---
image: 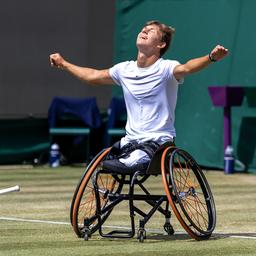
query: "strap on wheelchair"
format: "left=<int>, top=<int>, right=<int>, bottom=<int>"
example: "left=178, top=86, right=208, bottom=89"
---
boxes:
left=103, top=140, right=160, bottom=174
left=106, top=141, right=159, bottom=159
left=137, top=141, right=160, bottom=159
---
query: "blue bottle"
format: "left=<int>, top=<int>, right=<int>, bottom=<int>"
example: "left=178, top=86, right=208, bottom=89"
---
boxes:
left=224, top=145, right=234, bottom=174
left=49, top=143, right=60, bottom=168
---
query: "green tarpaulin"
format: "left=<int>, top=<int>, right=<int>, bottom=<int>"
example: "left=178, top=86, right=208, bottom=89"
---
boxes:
left=113, top=0, right=256, bottom=173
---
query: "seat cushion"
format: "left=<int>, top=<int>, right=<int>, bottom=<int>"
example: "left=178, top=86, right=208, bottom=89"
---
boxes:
left=103, top=159, right=148, bottom=174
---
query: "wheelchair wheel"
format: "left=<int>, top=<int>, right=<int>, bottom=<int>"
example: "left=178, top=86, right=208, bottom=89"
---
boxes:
left=70, top=148, right=124, bottom=238
left=161, top=147, right=216, bottom=240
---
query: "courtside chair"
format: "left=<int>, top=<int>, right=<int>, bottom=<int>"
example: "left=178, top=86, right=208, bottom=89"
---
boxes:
left=48, top=97, right=101, bottom=163
left=105, top=97, right=127, bottom=147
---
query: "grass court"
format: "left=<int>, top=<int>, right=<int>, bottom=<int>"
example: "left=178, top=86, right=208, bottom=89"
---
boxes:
left=0, top=165, right=256, bottom=256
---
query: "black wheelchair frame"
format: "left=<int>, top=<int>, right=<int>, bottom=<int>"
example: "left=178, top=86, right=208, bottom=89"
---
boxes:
left=70, top=142, right=216, bottom=242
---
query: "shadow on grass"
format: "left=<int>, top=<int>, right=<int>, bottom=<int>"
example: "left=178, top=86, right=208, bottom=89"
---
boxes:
left=145, top=233, right=191, bottom=241
left=96, top=232, right=256, bottom=243
left=145, top=233, right=231, bottom=242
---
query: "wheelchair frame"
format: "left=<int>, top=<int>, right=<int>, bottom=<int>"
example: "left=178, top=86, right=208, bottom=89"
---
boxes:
left=70, top=143, right=216, bottom=242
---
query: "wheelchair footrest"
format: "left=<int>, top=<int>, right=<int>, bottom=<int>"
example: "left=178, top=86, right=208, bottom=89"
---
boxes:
left=101, top=229, right=134, bottom=239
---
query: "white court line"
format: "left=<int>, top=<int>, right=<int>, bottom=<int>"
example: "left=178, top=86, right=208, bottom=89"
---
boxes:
left=228, top=235, right=256, bottom=240
left=0, top=217, right=166, bottom=234
left=1, top=216, right=256, bottom=239
left=0, top=216, right=69, bottom=225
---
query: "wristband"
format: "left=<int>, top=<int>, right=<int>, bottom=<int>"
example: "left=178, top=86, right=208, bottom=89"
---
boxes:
left=209, top=53, right=217, bottom=62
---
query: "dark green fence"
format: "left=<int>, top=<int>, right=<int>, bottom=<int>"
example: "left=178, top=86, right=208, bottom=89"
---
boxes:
left=0, top=118, right=50, bottom=164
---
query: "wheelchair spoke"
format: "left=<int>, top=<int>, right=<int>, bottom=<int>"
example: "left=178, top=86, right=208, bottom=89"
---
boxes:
left=79, top=194, right=95, bottom=208
left=194, top=197, right=208, bottom=229
left=174, top=169, right=210, bottom=231
left=182, top=197, right=208, bottom=229
left=175, top=156, right=188, bottom=192
left=78, top=192, right=96, bottom=218
left=98, top=173, right=106, bottom=189
left=173, top=157, right=192, bottom=193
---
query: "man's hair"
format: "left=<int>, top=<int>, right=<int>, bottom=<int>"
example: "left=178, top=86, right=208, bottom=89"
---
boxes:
left=145, top=20, right=175, bottom=57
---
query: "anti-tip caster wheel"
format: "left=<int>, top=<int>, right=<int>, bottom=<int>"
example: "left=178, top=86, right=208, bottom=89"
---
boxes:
left=137, top=229, right=146, bottom=243
left=164, top=223, right=174, bottom=235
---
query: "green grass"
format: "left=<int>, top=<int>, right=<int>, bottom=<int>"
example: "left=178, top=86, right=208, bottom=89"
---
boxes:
left=0, top=166, right=256, bottom=256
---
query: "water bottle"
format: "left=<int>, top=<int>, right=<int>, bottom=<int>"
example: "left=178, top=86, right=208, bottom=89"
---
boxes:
left=49, top=143, right=60, bottom=168
left=224, top=145, right=234, bottom=174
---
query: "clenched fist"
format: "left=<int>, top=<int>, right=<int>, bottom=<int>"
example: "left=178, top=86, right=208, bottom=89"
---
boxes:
left=49, top=53, right=66, bottom=69
left=209, top=45, right=228, bottom=62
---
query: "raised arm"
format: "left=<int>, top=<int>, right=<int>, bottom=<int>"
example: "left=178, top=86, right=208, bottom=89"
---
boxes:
left=173, top=45, right=228, bottom=81
left=49, top=53, right=114, bottom=85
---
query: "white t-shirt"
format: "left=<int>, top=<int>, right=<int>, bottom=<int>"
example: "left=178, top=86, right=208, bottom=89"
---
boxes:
left=109, top=58, right=182, bottom=146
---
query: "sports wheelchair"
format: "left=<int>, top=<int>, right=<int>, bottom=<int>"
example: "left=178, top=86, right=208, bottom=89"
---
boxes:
left=70, top=141, right=216, bottom=242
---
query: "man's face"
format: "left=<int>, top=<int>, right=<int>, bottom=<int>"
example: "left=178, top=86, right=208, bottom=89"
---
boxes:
left=136, top=24, right=163, bottom=51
